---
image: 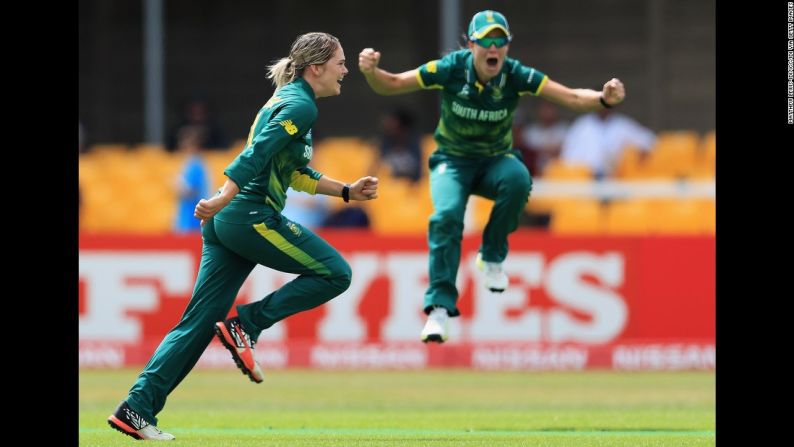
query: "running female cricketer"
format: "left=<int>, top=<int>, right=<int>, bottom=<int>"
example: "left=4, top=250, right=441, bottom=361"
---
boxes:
left=108, top=32, right=378, bottom=440
left=358, top=10, right=625, bottom=343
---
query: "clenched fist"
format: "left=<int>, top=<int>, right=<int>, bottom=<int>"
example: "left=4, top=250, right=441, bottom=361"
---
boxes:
left=358, top=48, right=381, bottom=75
left=602, top=78, right=625, bottom=106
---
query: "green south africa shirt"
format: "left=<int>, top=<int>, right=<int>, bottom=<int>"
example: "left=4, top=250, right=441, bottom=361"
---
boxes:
left=217, top=77, right=323, bottom=224
left=416, top=49, right=548, bottom=158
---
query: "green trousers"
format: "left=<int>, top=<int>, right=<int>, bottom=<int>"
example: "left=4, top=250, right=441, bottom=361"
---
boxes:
left=424, top=150, right=532, bottom=317
left=125, top=212, right=351, bottom=425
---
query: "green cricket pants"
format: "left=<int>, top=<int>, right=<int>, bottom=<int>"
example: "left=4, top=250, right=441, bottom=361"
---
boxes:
left=125, top=212, right=352, bottom=425
left=424, top=150, right=532, bottom=317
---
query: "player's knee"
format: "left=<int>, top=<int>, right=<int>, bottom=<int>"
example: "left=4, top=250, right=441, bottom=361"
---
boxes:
left=500, top=178, right=532, bottom=202
left=429, top=208, right=464, bottom=232
left=327, top=258, right=352, bottom=293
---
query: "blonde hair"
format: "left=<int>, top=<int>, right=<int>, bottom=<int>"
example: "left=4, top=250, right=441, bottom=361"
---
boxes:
left=267, top=32, right=340, bottom=89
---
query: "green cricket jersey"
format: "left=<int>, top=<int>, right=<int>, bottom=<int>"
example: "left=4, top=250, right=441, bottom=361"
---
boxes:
left=217, top=77, right=323, bottom=224
left=416, top=49, right=548, bottom=157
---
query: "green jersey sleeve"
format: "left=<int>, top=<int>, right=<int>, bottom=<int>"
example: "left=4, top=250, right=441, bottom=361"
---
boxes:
left=416, top=52, right=456, bottom=90
left=290, top=166, right=323, bottom=194
left=224, top=99, right=317, bottom=190
left=511, top=60, right=549, bottom=97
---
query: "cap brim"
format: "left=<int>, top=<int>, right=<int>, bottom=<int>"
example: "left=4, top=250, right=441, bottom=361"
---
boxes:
left=471, top=24, right=510, bottom=40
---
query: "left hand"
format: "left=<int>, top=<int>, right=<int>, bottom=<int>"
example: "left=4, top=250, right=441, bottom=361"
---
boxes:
left=348, top=176, right=379, bottom=201
left=602, top=78, right=625, bottom=106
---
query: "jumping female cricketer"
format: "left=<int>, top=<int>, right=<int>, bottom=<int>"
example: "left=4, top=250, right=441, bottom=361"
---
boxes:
left=359, top=10, right=625, bottom=343
left=108, top=32, right=378, bottom=440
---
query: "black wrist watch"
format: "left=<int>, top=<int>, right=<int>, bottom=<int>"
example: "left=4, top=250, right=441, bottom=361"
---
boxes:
left=342, top=184, right=350, bottom=203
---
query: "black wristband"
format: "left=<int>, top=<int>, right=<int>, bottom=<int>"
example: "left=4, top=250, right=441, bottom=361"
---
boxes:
left=342, top=184, right=350, bottom=203
left=599, top=95, right=613, bottom=109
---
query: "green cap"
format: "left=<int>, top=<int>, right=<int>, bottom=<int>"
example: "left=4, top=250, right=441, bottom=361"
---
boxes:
left=468, top=10, right=512, bottom=40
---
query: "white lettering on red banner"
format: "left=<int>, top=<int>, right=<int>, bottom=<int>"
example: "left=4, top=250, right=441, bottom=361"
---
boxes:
left=310, top=344, right=428, bottom=369
left=472, top=345, right=589, bottom=370
left=78, top=233, right=715, bottom=370
left=79, top=252, right=194, bottom=342
left=612, top=344, right=716, bottom=370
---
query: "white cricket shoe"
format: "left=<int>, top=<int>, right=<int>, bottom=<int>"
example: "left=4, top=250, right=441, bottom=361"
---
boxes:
left=421, top=306, right=449, bottom=343
left=476, top=252, right=508, bottom=292
left=108, top=401, right=175, bottom=441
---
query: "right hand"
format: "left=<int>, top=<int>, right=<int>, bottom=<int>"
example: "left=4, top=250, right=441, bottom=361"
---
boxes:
left=194, top=195, right=228, bottom=222
left=358, top=48, right=381, bottom=75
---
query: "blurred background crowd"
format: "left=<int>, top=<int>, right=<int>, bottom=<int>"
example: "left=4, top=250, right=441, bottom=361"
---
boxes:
left=79, top=0, right=715, bottom=237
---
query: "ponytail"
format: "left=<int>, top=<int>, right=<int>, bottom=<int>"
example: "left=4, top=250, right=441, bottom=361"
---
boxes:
left=267, top=57, right=296, bottom=89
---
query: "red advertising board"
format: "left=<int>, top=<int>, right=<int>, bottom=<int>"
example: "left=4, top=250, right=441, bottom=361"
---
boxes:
left=79, top=231, right=715, bottom=370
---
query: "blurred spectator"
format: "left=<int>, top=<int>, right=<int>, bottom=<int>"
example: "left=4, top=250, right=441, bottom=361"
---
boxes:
left=281, top=188, right=331, bottom=231
left=174, top=127, right=211, bottom=233
left=167, top=97, right=229, bottom=152
left=519, top=101, right=569, bottom=176
left=323, top=206, right=371, bottom=228
left=369, top=109, right=422, bottom=183
left=561, top=107, right=656, bottom=179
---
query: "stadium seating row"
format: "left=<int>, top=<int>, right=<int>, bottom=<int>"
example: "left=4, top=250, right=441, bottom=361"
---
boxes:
left=79, top=131, right=715, bottom=235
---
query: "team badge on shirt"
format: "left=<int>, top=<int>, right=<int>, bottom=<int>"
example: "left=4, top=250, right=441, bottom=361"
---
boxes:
left=491, top=86, right=503, bottom=101
left=280, top=120, right=299, bottom=135
left=457, top=85, right=470, bottom=98
left=286, top=221, right=302, bottom=237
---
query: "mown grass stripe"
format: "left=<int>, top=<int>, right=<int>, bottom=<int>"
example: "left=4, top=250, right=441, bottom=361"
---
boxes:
left=80, top=427, right=715, bottom=437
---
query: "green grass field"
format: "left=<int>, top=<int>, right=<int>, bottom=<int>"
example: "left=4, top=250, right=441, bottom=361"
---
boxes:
left=80, top=368, right=715, bottom=446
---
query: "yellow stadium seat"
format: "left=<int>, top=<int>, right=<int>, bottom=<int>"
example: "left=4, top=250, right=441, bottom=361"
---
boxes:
left=605, top=200, right=652, bottom=235
left=132, top=143, right=167, bottom=155
left=526, top=196, right=558, bottom=215
left=648, top=199, right=705, bottom=234
left=468, top=196, right=493, bottom=233
left=100, top=201, right=136, bottom=233
left=550, top=199, right=605, bottom=234
left=643, top=131, right=699, bottom=178
left=90, top=144, right=129, bottom=157
left=79, top=156, right=103, bottom=185
left=413, top=176, right=434, bottom=217
left=202, top=152, right=239, bottom=190
left=311, top=138, right=376, bottom=182
left=699, top=199, right=716, bottom=234
left=368, top=178, right=429, bottom=234
left=131, top=196, right=175, bottom=234
left=149, top=154, right=187, bottom=185
left=692, top=131, right=716, bottom=179
left=614, top=146, right=644, bottom=179
left=542, top=160, right=593, bottom=180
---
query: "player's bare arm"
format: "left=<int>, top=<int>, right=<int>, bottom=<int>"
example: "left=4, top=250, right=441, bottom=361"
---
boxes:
left=539, top=78, right=625, bottom=113
left=194, top=177, right=240, bottom=221
left=358, top=48, right=422, bottom=96
left=316, top=175, right=379, bottom=201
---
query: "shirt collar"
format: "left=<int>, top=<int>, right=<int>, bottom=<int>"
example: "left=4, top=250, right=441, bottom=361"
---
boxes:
left=465, top=53, right=509, bottom=94
left=293, top=77, right=316, bottom=99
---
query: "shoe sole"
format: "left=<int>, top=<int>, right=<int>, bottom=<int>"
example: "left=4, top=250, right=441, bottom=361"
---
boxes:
left=107, top=415, right=144, bottom=440
left=422, top=333, right=446, bottom=343
left=213, top=323, right=264, bottom=383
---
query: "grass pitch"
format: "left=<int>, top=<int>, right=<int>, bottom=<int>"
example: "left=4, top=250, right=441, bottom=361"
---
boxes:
left=80, top=368, right=715, bottom=446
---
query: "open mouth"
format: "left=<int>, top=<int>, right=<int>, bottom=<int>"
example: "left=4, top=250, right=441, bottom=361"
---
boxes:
left=337, top=77, right=344, bottom=85
left=486, top=58, right=499, bottom=68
